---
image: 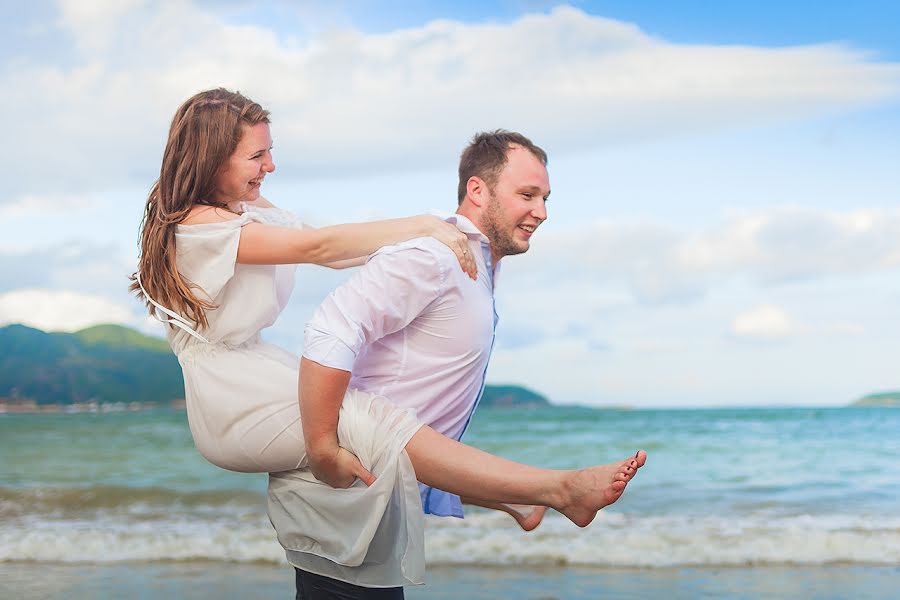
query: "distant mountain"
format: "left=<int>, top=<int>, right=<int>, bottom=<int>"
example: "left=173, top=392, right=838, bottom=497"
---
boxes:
left=75, top=323, right=171, bottom=352
left=0, top=324, right=184, bottom=405
left=1, top=323, right=551, bottom=408
left=479, top=384, right=550, bottom=408
left=853, top=392, right=900, bottom=407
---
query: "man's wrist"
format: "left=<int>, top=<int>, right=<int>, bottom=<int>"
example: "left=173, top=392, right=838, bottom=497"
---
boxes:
left=306, top=439, right=340, bottom=464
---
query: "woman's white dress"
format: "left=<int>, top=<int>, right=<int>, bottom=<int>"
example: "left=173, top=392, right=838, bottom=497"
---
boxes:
left=140, top=204, right=425, bottom=587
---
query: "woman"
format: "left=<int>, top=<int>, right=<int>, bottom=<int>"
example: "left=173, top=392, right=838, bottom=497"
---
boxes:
left=132, top=88, right=645, bottom=593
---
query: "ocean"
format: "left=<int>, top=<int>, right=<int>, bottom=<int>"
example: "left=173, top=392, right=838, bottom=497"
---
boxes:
left=2, top=405, right=899, bottom=599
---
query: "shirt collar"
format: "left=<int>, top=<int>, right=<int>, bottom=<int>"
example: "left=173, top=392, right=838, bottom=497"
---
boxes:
left=431, top=210, right=501, bottom=285
left=430, top=211, right=489, bottom=245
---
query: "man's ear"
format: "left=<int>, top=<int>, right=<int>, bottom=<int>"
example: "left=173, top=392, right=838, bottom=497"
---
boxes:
left=466, top=176, right=487, bottom=208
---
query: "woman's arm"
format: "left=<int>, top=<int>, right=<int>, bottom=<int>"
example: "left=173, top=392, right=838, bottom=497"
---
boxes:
left=182, top=200, right=476, bottom=275
left=321, top=256, right=368, bottom=270
left=287, top=223, right=367, bottom=270
left=235, top=216, right=477, bottom=278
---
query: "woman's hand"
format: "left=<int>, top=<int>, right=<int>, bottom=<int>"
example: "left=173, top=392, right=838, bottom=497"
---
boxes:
left=421, top=216, right=477, bottom=280
left=307, top=445, right=376, bottom=489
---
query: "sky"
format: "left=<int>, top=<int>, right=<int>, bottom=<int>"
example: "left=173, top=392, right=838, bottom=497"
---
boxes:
left=1, top=1, right=899, bottom=407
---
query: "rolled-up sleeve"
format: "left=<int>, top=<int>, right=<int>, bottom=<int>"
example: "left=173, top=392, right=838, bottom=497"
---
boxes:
left=303, top=241, right=447, bottom=371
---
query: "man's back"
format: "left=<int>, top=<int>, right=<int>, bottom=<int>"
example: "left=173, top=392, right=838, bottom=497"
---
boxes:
left=306, top=217, right=497, bottom=437
left=303, top=216, right=498, bottom=514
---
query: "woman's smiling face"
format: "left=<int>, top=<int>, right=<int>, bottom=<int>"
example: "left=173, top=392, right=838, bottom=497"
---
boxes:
left=212, top=122, right=275, bottom=205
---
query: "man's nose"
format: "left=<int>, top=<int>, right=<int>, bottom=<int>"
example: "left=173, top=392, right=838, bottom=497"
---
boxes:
left=264, top=153, right=276, bottom=173
left=532, top=198, right=547, bottom=221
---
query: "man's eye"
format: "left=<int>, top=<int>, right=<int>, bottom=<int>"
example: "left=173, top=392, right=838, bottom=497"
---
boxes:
left=522, top=192, right=533, bottom=199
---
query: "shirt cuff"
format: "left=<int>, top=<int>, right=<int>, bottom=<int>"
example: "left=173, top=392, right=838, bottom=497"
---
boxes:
left=302, top=325, right=358, bottom=371
left=419, top=484, right=465, bottom=518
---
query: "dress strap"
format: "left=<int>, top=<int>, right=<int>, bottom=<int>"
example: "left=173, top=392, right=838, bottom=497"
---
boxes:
left=135, top=271, right=211, bottom=344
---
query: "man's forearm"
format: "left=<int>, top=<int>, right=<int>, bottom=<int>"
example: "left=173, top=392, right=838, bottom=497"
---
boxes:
left=299, top=356, right=351, bottom=461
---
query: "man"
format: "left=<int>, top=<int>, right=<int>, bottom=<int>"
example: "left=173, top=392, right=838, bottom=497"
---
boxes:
left=269, top=131, right=643, bottom=598
left=303, top=130, right=550, bottom=517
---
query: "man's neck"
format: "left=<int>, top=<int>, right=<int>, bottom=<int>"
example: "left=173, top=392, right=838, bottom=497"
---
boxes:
left=455, top=205, right=479, bottom=228
left=456, top=207, right=503, bottom=266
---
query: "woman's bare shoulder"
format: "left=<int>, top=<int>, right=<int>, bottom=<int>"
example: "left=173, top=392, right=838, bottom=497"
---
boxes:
left=245, top=196, right=276, bottom=208
left=179, top=205, right=242, bottom=226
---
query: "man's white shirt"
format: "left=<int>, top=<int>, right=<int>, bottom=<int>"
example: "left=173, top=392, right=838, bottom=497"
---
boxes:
left=303, top=214, right=499, bottom=517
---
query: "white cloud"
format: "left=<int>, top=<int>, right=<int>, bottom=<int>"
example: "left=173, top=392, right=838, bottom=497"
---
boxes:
left=528, top=208, right=900, bottom=305
left=56, top=0, right=149, bottom=52
left=2, top=4, right=898, bottom=202
left=489, top=337, right=601, bottom=403
left=0, top=288, right=137, bottom=332
left=1, top=3, right=898, bottom=408
left=0, top=241, right=133, bottom=296
left=0, top=193, right=102, bottom=222
left=731, top=304, right=794, bottom=340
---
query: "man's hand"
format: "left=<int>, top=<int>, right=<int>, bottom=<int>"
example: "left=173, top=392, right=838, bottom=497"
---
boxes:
left=299, top=359, right=366, bottom=487
left=308, top=445, right=377, bottom=489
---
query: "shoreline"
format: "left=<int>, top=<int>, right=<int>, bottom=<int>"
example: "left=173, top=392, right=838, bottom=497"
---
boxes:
left=2, top=562, right=899, bottom=600
left=0, top=400, right=186, bottom=414
left=3, top=401, right=897, bottom=415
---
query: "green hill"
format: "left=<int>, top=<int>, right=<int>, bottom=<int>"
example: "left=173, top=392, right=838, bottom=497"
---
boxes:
left=1, top=323, right=551, bottom=408
left=479, top=384, right=550, bottom=408
left=75, top=323, right=171, bottom=352
left=853, top=391, right=900, bottom=407
left=0, top=324, right=184, bottom=405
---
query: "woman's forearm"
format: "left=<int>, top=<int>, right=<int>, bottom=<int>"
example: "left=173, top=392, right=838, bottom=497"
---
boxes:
left=237, top=215, right=476, bottom=277
left=237, top=215, right=436, bottom=266
left=321, top=255, right=368, bottom=270
left=301, top=215, right=434, bottom=264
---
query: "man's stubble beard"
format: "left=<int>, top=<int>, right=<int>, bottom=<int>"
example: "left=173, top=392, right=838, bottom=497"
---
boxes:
left=482, top=191, right=527, bottom=259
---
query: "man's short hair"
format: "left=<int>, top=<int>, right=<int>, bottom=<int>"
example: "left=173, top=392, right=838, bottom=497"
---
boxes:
left=457, top=130, right=548, bottom=204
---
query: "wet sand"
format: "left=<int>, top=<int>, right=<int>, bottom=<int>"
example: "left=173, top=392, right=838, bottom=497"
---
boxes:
left=2, top=562, right=898, bottom=599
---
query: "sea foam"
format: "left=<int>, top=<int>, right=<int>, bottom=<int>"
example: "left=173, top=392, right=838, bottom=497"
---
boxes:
left=3, top=509, right=899, bottom=567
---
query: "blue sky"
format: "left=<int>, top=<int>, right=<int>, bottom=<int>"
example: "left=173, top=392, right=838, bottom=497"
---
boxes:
left=1, top=1, right=899, bottom=407
left=201, top=1, right=900, bottom=49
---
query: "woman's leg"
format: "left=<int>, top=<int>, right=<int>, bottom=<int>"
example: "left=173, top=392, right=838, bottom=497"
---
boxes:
left=405, top=426, right=646, bottom=527
left=299, top=358, right=645, bottom=526
left=460, top=498, right=547, bottom=531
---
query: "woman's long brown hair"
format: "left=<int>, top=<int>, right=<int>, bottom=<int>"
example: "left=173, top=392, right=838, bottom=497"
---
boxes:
left=129, top=88, right=270, bottom=330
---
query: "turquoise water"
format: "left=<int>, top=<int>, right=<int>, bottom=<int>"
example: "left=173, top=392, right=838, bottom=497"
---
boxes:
left=1, top=405, right=899, bottom=596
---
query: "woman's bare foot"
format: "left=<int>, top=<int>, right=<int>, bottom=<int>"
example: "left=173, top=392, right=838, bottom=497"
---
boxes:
left=556, top=450, right=647, bottom=527
left=502, top=504, right=548, bottom=532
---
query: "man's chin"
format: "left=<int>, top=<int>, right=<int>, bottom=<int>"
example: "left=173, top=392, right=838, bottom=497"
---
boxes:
left=506, top=241, right=530, bottom=257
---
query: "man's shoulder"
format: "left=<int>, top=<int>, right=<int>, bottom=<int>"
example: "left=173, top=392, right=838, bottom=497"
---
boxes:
left=369, top=236, right=456, bottom=266
left=356, top=237, right=458, bottom=297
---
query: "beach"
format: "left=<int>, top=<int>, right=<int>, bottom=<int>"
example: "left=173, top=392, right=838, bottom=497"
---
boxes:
left=2, top=405, right=898, bottom=598
left=3, top=563, right=899, bottom=600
